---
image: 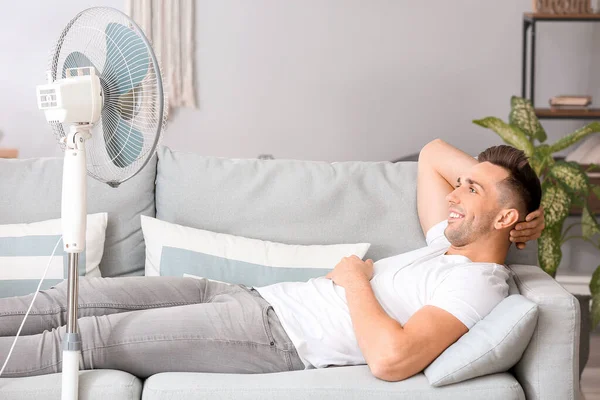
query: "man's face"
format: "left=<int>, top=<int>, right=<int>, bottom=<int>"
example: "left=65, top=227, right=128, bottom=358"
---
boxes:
left=444, top=162, right=510, bottom=246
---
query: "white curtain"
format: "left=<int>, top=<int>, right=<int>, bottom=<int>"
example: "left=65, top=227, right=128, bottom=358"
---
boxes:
left=126, top=0, right=197, bottom=109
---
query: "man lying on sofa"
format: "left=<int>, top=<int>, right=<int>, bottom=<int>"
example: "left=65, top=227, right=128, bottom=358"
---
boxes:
left=0, top=139, right=544, bottom=382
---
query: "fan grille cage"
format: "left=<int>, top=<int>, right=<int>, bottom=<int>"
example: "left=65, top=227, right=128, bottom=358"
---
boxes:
left=48, top=7, right=167, bottom=185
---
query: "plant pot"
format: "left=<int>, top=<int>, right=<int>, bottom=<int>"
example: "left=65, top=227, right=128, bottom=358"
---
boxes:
left=575, top=293, right=592, bottom=378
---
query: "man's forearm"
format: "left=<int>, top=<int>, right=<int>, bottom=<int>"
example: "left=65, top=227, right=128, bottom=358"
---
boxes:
left=417, top=139, right=479, bottom=234
left=420, top=139, right=478, bottom=186
left=344, top=278, right=405, bottom=375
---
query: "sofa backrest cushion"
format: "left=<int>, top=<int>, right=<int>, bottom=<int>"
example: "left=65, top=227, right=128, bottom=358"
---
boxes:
left=156, top=147, right=424, bottom=262
left=155, top=147, right=535, bottom=265
left=0, top=155, right=157, bottom=277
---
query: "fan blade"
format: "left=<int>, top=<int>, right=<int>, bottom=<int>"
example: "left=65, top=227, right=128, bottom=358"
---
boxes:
left=101, top=22, right=149, bottom=168
left=103, top=23, right=149, bottom=95
left=102, top=111, right=143, bottom=168
left=62, top=52, right=97, bottom=78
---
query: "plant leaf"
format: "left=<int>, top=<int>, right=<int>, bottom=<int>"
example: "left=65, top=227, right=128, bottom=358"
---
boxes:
left=473, top=117, right=535, bottom=157
left=593, top=294, right=600, bottom=331
left=549, top=161, right=589, bottom=196
left=572, top=196, right=586, bottom=208
left=591, top=264, right=600, bottom=295
left=538, top=225, right=562, bottom=277
left=540, top=181, right=572, bottom=228
left=530, top=144, right=554, bottom=177
left=582, top=206, right=600, bottom=240
left=509, top=96, right=547, bottom=142
left=586, top=163, right=600, bottom=173
left=591, top=267, right=600, bottom=329
left=593, top=184, right=600, bottom=200
left=549, top=122, right=600, bottom=153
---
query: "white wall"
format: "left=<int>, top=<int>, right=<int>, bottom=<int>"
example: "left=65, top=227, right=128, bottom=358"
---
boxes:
left=0, top=0, right=122, bottom=158
left=0, top=0, right=595, bottom=161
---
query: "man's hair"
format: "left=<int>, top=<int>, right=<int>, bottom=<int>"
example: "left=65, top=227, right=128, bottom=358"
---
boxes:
left=477, top=145, right=542, bottom=217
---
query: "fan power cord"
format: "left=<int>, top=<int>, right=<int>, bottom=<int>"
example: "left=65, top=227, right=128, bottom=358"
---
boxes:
left=0, top=235, right=63, bottom=378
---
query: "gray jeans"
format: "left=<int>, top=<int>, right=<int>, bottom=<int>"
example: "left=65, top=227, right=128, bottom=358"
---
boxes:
left=0, top=277, right=304, bottom=378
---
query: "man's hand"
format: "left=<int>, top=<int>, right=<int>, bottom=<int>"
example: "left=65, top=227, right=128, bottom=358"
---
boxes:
left=326, top=255, right=374, bottom=290
left=510, top=206, right=545, bottom=249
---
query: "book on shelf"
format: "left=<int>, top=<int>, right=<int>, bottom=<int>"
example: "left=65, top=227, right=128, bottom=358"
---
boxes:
left=549, top=104, right=592, bottom=110
left=549, top=95, right=592, bottom=107
left=0, top=148, right=18, bottom=159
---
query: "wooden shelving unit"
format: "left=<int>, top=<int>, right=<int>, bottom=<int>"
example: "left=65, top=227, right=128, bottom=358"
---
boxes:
left=521, top=13, right=600, bottom=119
left=534, top=108, right=600, bottom=119
left=521, top=13, right=600, bottom=216
left=524, top=12, right=600, bottom=21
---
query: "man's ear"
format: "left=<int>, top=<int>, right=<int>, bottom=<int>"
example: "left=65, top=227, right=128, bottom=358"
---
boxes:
left=494, top=208, right=520, bottom=230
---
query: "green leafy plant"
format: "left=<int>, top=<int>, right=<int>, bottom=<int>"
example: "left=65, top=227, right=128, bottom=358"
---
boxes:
left=474, top=96, right=600, bottom=329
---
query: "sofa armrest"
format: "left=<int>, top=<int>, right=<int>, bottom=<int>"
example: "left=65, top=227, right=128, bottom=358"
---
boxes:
left=508, top=264, right=581, bottom=400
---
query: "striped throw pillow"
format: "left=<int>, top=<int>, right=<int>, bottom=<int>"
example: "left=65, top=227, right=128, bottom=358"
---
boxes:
left=0, top=213, right=107, bottom=298
left=141, top=216, right=370, bottom=287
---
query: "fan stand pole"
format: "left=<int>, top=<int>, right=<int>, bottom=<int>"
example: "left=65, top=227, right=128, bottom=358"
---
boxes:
left=62, top=253, right=81, bottom=400
left=61, top=125, right=90, bottom=400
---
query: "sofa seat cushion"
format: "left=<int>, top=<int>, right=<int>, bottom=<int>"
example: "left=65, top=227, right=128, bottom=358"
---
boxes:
left=142, top=367, right=524, bottom=400
left=0, top=370, right=142, bottom=400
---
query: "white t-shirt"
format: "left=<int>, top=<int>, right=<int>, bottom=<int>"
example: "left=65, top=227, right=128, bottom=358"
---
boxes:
left=255, top=220, right=510, bottom=369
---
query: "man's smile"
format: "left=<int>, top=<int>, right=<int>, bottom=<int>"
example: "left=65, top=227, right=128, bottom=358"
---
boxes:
left=448, top=209, right=465, bottom=221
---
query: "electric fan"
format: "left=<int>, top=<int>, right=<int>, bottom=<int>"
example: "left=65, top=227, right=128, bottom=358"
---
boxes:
left=35, top=7, right=167, bottom=400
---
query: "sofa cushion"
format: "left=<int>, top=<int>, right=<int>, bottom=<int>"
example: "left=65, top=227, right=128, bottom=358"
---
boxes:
left=142, top=368, right=525, bottom=400
left=141, top=216, right=370, bottom=285
left=424, top=294, right=539, bottom=386
left=0, top=213, right=107, bottom=298
left=0, top=156, right=157, bottom=277
left=155, top=147, right=535, bottom=265
left=156, top=147, right=426, bottom=262
left=0, top=370, right=142, bottom=400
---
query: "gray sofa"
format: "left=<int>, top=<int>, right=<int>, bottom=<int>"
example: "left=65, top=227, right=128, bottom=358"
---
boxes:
left=0, top=146, right=581, bottom=400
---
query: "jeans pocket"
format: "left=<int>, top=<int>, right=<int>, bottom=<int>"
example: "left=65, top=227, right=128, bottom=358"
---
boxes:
left=262, top=305, right=276, bottom=348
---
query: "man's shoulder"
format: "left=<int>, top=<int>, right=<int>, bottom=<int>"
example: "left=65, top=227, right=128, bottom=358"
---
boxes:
left=444, top=262, right=511, bottom=286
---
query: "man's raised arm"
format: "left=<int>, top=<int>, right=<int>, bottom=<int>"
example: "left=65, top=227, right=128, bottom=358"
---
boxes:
left=417, top=139, right=478, bottom=235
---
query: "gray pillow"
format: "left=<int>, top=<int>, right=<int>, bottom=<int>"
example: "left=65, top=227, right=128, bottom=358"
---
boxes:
left=424, top=294, right=539, bottom=386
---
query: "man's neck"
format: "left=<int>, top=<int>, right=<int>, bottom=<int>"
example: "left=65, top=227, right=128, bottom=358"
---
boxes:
left=445, top=236, right=509, bottom=264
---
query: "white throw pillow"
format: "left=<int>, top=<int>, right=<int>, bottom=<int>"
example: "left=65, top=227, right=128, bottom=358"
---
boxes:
left=141, top=216, right=371, bottom=286
left=0, top=213, right=107, bottom=298
left=424, top=294, right=539, bottom=386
